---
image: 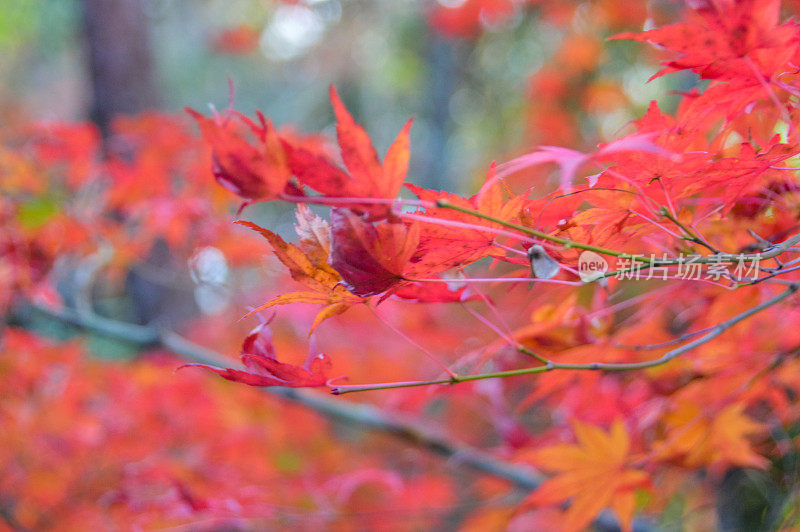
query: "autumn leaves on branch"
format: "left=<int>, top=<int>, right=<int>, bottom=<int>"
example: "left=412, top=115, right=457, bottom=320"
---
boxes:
left=186, top=1, right=800, bottom=400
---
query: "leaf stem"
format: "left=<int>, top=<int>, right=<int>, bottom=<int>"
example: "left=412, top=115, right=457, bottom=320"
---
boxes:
left=279, top=193, right=434, bottom=209
left=658, top=207, right=720, bottom=253
left=434, top=199, right=655, bottom=263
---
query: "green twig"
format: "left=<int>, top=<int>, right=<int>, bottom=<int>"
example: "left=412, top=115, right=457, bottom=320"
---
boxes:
left=333, top=285, right=798, bottom=394
left=434, top=199, right=656, bottom=263
left=433, top=200, right=800, bottom=270
left=658, top=207, right=720, bottom=253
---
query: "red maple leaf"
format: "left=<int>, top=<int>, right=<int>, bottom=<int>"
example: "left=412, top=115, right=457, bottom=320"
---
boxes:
left=612, top=0, right=800, bottom=123
left=179, top=321, right=332, bottom=388
left=284, top=87, right=412, bottom=219
left=613, top=0, right=799, bottom=82
left=188, top=109, right=291, bottom=201
left=329, top=208, right=420, bottom=297
left=403, top=165, right=527, bottom=276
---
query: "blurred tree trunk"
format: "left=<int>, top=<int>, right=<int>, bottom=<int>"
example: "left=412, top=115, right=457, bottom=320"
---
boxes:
left=423, top=31, right=456, bottom=191
left=82, top=0, right=186, bottom=326
left=81, top=0, right=160, bottom=135
left=423, top=31, right=472, bottom=192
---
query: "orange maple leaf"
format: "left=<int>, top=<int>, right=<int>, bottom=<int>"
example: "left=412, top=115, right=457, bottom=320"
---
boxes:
left=236, top=220, right=364, bottom=332
left=520, top=420, right=650, bottom=532
left=652, top=401, right=768, bottom=472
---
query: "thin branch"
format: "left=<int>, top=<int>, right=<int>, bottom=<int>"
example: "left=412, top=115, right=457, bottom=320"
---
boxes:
left=399, top=211, right=539, bottom=246
left=332, top=285, right=798, bottom=393
left=278, top=193, right=433, bottom=210
left=434, top=199, right=657, bottom=263
left=408, top=277, right=583, bottom=287
left=434, top=199, right=800, bottom=267
left=630, top=209, right=684, bottom=240
left=658, top=207, right=721, bottom=253
left=616, top=324, right=716, bottom=351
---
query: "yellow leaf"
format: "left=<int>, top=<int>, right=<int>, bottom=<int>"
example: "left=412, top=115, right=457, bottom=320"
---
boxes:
left=310, top=303, right=350, bottom=333
left=236, top=221, right=340, bottom=291
left=524, top=420, right=649, bottom=532
left=237, top=220, right=366, bottom=327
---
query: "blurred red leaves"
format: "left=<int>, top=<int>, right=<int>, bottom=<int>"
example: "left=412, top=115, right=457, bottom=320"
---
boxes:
left=211, top=24, right=261, bottom=55
left=428, top=0, right=518, bottom=39
left=1, top=328, right=461, bottom=529
left=393, top=281, right=478, bottom=303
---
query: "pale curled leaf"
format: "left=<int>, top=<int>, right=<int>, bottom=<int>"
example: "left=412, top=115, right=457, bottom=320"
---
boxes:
left=528, top=244, right=560, bottom=279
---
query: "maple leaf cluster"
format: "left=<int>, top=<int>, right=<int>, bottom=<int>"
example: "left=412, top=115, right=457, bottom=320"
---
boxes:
left=183, top=1, right=800, bottom=529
